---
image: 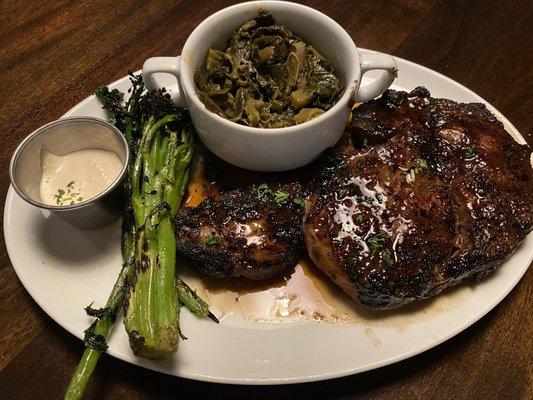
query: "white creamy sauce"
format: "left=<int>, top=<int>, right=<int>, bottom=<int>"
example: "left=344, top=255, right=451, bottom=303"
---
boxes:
left=39, top=149, right=122, bottom=206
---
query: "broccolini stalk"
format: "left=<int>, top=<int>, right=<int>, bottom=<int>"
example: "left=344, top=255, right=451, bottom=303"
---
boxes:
left=65, top=75, right=215, bottom=398
left=64, top=77, right=145, bottom=400
left=64, top=213, right=136, bottom=400
left=123, top=116, right=194, bottom=358
left=176, top=278, right=219, bottom=322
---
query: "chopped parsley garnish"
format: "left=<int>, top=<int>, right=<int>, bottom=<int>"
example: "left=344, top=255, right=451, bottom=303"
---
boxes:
left=53, top=181, right=83, bottom=205
left=273, top=190, right=289, bottom=204
left=205, top=234, right=220, bottom=246
left=54, top=188, right=65, bottom=205
left=367, top=233, right=386, bottom=255
left=381, top=249, right=394, bottom=266
left=251, top=183, right=299, bottom=206
left=362, top=137, right=370, bottom=149
left=251, top=183, right=272, bottom=201
left=355, top=213, right=364, bottom=223
left=418, top=158, right=428, bottom=169
left=250, top=182, right=308, bottom=208
left=337, top=188, right=348, bottom=198
left=360, top=195, right=374, bottom=205
left=293, top=197, right=308, bottom=208
left=465, top=146, right=476, bottom=158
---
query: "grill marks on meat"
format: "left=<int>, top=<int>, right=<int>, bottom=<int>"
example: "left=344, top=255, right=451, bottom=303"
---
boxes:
left=174, top=183, right=305, bottom=280
left=304, top=126, right=456, bottom=308
left=303, top=87, right=533, bottom=309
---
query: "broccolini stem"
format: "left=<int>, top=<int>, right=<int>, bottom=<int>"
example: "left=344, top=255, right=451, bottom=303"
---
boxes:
left=176, top=278, right=219, bottom=323
left=66, top=77, right=202, bottom=399
left=64, top=217, right=136, bottom=400
left=124, top=117, right=194, bottom=358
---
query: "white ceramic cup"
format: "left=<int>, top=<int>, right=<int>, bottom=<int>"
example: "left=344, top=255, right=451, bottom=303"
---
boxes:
left=143, top=0, right=397, bottom=171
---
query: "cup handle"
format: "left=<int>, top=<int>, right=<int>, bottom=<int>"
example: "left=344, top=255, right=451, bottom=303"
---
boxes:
left=354, top=52, right=398, bottom=102
left=142, top=56, right=186, bottom=107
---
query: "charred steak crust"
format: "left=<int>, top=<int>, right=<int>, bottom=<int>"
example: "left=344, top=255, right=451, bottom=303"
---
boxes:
left=303, top=87, right=533, bottom=309
left=174, top=183, right=305, bottom=280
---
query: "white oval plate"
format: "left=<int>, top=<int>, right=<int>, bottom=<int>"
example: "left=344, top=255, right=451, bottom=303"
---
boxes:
left=4, top=52, right=532, bottom=384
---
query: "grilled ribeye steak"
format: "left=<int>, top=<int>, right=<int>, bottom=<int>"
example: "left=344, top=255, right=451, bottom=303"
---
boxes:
left=303, top=87, right=533, bottom=309
left=174, top=183, right=305, bottom=279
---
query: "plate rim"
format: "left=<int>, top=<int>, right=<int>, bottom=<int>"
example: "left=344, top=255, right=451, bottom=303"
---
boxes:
left=4, top=50, right=532, bottom=385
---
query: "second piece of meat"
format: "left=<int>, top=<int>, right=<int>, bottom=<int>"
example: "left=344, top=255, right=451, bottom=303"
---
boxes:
left=174, top=183, right=305, bottom=280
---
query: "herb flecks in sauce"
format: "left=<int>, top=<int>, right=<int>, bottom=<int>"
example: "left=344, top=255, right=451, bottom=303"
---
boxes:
left=40, top=149, right=122, bottom=207
left=53, top=181, right=84, bottom=205
left=195, top=10, right=343, bottom=128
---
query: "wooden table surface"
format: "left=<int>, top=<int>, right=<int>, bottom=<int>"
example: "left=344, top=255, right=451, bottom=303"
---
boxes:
left=0, top=1, right=531, bottom=399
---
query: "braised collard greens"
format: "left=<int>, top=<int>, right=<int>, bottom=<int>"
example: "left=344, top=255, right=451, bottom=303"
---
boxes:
left=195, top=11, right=344, bottom=128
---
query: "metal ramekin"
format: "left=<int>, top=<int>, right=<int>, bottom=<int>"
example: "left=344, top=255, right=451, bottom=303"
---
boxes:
left=9, top=117, right=130, bottom=229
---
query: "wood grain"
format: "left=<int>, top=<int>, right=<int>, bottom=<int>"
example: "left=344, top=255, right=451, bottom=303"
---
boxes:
left=0, top=1, right=531, bottom=399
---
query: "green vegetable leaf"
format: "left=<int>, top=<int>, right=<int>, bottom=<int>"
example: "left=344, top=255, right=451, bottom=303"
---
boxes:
left=205, top=234, right=220, bottom=246
left=381, top=249, right=394, bottom=266
left=293, top=108, right=324, bottom=125
left=337, top=188, right=348, bottom=198
left=83, top=322, right=108, bottom=352
left=273, top=190, right=289, bottom=204
left=94, top=86, right=126, bottom=131
left=85, top=303, right=114, bottom=321
left=367, top=233, right=386, bottom=255
left=360, top=195, right=374, bottom=205
left=251, top=183, right=272, bottom=201
left=465, top=146, right=476, bottom=158
left=194, top=11, right=343, bottom=128
left=293, top=197, right=308, bottom=208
